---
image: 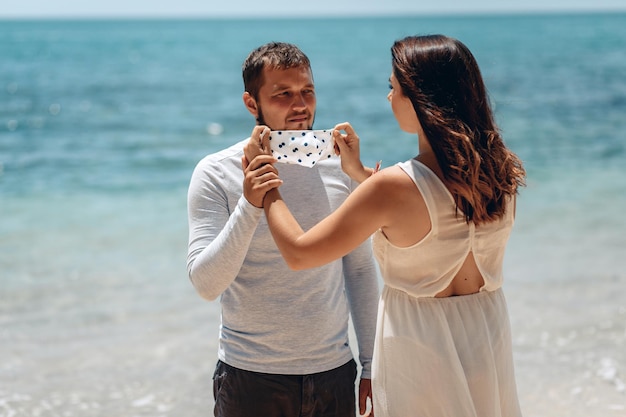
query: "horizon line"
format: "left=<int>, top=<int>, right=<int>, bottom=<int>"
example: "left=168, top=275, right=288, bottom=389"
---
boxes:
left=1, top=8, right=625, bottom=20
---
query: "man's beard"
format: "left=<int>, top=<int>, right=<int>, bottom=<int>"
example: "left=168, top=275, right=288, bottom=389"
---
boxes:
left=257, top=105, right=315, bottom=130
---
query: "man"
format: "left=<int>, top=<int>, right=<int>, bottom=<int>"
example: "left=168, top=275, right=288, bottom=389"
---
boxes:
left=186, top=42, right=379, bottom=417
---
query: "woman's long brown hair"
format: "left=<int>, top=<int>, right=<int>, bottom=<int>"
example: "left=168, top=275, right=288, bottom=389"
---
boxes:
left=392, top=35, right=526, bottom=225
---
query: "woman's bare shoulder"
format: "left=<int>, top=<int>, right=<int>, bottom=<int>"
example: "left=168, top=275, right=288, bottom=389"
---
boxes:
left=352, top=165, right=423, bottom=211
left=360, top=164, right=430, bottom=244
left=366, top=165, right=416, bottom=190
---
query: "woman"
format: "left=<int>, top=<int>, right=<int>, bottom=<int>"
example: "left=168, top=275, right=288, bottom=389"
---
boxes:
left=243, top=35, right=525, bottom=417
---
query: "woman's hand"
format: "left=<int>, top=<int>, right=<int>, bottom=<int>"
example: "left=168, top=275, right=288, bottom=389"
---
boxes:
left=333, top=122, right=370, bottom=183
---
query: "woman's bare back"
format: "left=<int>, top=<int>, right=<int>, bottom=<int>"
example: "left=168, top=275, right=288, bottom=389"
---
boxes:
left=381, top=165, right=485, bottom=298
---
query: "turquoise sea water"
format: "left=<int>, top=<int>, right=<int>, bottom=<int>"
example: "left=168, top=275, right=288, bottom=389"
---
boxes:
left=1, top=13, right=625, bottom=416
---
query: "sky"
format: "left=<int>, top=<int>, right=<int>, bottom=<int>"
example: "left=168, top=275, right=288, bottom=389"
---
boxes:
left=1, top=0, right=626, bottom=19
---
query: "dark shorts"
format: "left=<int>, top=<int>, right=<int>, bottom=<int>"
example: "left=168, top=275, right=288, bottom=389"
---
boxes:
left=212, top=359, right=357, bottom=417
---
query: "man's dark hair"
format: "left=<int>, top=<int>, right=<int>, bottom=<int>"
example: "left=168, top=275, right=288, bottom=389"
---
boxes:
left=242, top=42, right=312, bottom=99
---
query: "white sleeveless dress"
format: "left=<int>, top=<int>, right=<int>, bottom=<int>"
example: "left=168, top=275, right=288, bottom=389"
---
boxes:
left=371, top=159, right=522, bottom=417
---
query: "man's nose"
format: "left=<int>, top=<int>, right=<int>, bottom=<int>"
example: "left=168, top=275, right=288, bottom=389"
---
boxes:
left=291, top=93, right=307, bottom=109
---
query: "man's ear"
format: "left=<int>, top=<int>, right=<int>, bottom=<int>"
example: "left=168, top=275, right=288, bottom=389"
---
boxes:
left=243, top=92, right=258, bottom=117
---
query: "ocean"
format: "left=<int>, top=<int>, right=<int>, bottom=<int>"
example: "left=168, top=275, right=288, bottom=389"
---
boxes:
left=1, top=13, right=625, bottom=416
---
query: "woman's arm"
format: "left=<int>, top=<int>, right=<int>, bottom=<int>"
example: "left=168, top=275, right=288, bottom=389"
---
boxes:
left=263, top=170, right=394, bottom=270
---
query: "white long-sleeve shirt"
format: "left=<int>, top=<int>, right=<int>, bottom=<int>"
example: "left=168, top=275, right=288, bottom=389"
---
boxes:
left=187, top=139, right=379, bottom=377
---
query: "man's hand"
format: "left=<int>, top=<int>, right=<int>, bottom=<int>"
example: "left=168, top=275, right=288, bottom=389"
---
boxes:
left=241, top=125, right=280, bottom=208
left=243, top=125, right=272, bottom=164
left=359, top=378, right=374, bottom=416
left=242, top=152, right=281, bottom=208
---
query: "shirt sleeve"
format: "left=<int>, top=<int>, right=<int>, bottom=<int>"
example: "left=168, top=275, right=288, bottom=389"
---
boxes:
left=342, top=175, right=380, bottom=378
left=186, top=161, right=262, bottom=301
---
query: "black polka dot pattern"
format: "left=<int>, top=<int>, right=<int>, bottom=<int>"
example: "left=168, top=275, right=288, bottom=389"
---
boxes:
left=268, top=130, right=335, bottom=167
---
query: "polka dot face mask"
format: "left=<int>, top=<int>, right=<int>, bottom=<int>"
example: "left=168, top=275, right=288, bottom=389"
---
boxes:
left=268, top=130, right=335, bottom=167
